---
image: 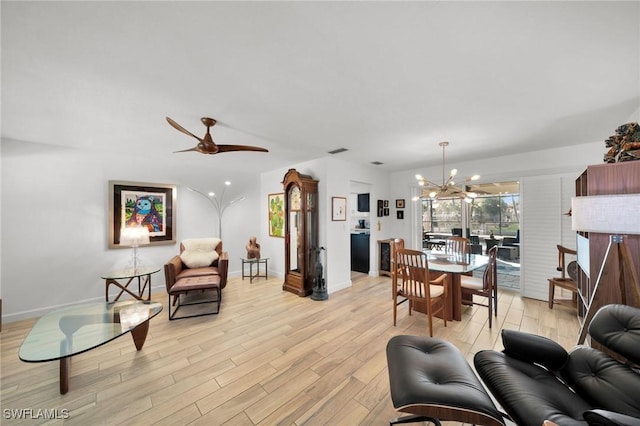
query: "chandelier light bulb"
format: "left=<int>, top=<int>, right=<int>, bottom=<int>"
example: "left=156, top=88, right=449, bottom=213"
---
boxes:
left=208, top=192, right=215, bottom=197
left=450, top=168, right=458, bottom=177
left=470, top=174, right=480, bottom=181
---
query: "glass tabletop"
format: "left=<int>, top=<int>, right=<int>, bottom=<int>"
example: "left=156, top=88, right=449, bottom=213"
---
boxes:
left=101, top=266, right=160, bottom=279
left=424, top=251, right=489, bottom=274
left=240, top=257, right=269, bottom=262
left=19, top=300, right=163, bottom=362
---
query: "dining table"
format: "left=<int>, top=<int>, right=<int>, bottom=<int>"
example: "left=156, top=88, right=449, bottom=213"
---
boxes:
left=413, top=251, right=490, bottom=321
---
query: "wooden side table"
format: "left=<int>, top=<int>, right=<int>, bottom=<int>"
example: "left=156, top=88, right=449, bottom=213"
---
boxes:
left=102, top=266, right=160, bottom=302
left=241, top=258, right=269, bottom=283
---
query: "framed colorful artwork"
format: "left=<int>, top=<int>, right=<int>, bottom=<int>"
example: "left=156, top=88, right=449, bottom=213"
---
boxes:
left=332, top=197, right=347, bottom=221
left=396, top=199, right=405, bottom=209
left=268, top=192, right=285, bottom=237
left=109, top=181, right=176, bottom=249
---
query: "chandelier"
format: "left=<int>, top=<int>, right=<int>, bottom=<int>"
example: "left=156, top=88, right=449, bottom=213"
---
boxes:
left=414, top=141, right=480, bottom=203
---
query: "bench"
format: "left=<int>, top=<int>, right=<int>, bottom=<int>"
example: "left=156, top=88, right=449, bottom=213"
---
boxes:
left=386, top=335, right=505, bottom=426
left=167, top=274, right=221, bottom=320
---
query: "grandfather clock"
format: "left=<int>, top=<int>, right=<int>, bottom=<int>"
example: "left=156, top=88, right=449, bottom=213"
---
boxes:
left=282, top=169, right=319, bottom=296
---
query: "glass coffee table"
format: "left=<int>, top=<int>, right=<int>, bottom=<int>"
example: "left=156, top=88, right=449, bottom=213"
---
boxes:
left=19, top=300, right=163, bottom=394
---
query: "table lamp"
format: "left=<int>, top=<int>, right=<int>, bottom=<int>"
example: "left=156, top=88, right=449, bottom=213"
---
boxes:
left=120, top=225, right=150, bottom=272
left=571, top=193, right=640, bottom=344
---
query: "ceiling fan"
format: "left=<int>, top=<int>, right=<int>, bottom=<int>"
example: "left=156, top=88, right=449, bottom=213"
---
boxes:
left=166, top=117, right=269, bottom=155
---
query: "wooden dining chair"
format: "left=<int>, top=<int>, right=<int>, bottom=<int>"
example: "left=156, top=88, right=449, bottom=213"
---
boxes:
left=548, top=244, right=578, bottom=309
left=445, top=236, right=471, bottom=255
left=393, top=248, right=449, bottom=337
left=460, top=246, right=498, bottom=328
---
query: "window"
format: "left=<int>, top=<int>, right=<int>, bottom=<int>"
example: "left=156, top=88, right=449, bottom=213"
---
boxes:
left=420, top=198, right=462, bottom=235
left=420, top=181, right=520, bottom=239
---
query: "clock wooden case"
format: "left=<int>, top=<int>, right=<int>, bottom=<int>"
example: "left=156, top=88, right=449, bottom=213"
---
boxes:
left=282, top=168, right=319, bottom=297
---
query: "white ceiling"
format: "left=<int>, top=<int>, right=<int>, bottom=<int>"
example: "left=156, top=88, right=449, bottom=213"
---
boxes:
left=2, top=1, right=639, bottom=178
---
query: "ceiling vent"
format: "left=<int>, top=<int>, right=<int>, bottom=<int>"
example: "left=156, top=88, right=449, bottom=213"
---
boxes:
left=328, top=148, right=348, bottom=155
left=371, top=161, right=384, bottom=165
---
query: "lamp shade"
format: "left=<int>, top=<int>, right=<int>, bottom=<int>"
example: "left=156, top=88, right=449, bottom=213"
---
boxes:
left=120, top=226, right=151, bottom=246
left=571, top=194, right=640, bottom=234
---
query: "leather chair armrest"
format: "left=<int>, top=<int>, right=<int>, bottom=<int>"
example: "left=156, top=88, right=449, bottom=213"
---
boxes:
left=584, top=409, right=640, bottom=426
left=502, top=329, right=569, bottom=371
left=164, top=255, right=183, bottom=292
left=217, top=251, right=229, bottom=289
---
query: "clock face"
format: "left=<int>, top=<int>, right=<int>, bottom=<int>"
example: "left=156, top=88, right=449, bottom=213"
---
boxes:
left=290, top=186, right=301, bottom=211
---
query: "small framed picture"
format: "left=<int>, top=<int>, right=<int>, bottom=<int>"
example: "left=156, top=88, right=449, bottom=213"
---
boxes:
left=383, top=200, right=389, bottom=208
left=377, top=200, right=384, bottom=217
left=383, top=208, right=389, bottom=216
left=332, top=196, right=347, bottom=221
left=397, top=210, right=404, bottom=220
left=396, top=199, right=405, bottom=209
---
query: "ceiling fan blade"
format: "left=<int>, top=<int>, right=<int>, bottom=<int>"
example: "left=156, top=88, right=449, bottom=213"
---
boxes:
left=215, top=144, right=269, bottom=153
left=166, top=117, right=203, bottom=142
left=173, top=147, right=203, bottom=153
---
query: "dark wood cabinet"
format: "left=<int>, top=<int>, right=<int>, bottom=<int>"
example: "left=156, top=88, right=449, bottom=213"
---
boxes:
left=575, top=161, right=640, bottom=323
left=378, top=239, right=394, bottom=277
left=351, top=233, right=370, bottom=273
left=282, top=169, right=319, bottom=297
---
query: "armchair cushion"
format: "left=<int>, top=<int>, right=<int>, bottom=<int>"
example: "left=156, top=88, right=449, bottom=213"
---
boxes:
left=180, top=250, right=218, bottom=269
left=475, top=350, right=591, bottom=425
left=180, top=238, right=221, bottom=268
left=562, top=347, right=640, bottom=418
left=502, top=329, right=569, bottom=371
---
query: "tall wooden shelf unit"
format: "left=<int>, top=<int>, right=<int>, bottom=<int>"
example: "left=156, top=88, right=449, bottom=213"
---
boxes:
left=575, top=161, right=640, bottom=325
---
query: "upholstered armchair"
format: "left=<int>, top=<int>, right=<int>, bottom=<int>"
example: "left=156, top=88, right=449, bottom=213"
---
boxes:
left=164, top=238, right=228, bottom=292
left=474, top=304, right=640, bottom=425
left=164, top=238, right=228, bottom=319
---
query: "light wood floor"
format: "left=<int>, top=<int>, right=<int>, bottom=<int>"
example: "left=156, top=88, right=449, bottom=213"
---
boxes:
left=1, top=274, right=579, bottom=425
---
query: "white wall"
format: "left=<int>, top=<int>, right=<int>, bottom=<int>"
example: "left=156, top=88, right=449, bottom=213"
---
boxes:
left=1, top=139, right=261, bottom=322
left=0, top=136, right=623, bottom=323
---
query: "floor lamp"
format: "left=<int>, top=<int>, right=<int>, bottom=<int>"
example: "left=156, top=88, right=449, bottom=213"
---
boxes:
left=571, top=193, right=640, bottom=344
left=188, top=181, right=245, bottom=240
